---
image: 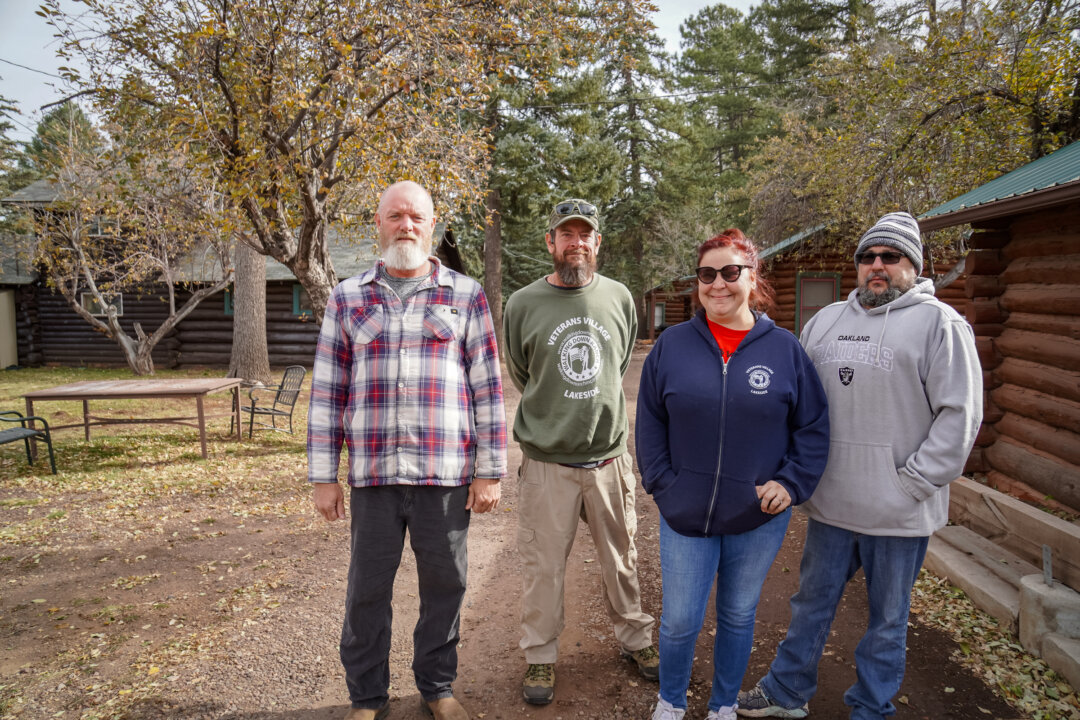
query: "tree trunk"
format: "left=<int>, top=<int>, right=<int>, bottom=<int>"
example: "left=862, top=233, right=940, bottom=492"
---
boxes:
left=484, top=186, right=504, bottom=358
left=240, top=195, right=337, bottom=324
left=228, top=240, right=272, bottom=383
left=112, top=326, right=156, bottom=375
left=288, top=220, right=337, bottom=325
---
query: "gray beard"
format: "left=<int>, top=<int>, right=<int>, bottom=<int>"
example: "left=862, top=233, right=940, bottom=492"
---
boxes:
left=383, top=240, right=428, bottom=272
left=858, top=286, right=902, bottom=308
left=858, top=275, right=915, bottom=308
left=554, top=258, right=594, bottom=287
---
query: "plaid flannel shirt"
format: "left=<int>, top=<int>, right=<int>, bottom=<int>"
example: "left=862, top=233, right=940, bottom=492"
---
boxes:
left=307, top=259, right=507, bottom=486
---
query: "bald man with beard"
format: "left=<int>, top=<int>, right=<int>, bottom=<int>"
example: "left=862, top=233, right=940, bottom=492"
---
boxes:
left=308, top=181, right=507, bottom=720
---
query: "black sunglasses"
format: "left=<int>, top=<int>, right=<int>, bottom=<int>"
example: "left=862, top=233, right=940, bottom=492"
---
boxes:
left=695, top=264, right=751, bottom=284
left=856, top=251, right=905, bottom=265
left=554, top=200, right=598, bottom=217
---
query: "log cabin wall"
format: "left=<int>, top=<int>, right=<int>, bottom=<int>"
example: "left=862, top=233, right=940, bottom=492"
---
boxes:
left=31, top=287, right=180, bottom=368
left=14, top=284, right=42, bottom=366
left=14, top=281, right=320, bottom=369
left=964, top=201, right=1080, bottom=513
left=173, top=281, right=319, bottom=367
left=643, top=278, right=694, bottom=339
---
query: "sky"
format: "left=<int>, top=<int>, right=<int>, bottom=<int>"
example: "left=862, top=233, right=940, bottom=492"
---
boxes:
left=0, top=0, right=755, bottom=143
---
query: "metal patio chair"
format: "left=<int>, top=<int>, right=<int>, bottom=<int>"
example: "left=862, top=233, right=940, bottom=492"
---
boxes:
left=0, top=410, right=57, bottom=474
left=232, top=365, right=307, bottom=438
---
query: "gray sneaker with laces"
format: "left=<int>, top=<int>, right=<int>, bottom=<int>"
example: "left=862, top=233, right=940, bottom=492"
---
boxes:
left=736, top=683, right=809, bottom=718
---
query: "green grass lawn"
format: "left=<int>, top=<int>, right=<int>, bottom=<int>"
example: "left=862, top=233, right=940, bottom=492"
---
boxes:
left=0, top=366, right=312, bottom=543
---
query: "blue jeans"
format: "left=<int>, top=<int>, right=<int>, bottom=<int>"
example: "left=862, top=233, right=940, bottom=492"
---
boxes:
left=342, top=484, right=470, bottom=710
left=761, top=518, right=929, bottom=720
left=658, top=510, right=790, bottom=711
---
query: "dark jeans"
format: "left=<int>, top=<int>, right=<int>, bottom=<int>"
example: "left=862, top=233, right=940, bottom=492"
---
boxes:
left=342, top=484, right=470, bottom=709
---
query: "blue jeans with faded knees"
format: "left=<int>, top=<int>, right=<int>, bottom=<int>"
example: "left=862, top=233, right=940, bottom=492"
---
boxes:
left=341, top=484, right=470, bottom=710
left=761, top=518, right=929, bottom=720
left=658, top=509, right=790, bottom=712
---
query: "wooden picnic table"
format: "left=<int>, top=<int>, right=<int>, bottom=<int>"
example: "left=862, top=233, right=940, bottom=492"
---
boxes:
left=24, top=378, right=243, bottom=459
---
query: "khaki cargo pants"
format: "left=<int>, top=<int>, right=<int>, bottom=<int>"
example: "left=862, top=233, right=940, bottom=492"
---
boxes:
left=517, top=452, right=655, bottom=664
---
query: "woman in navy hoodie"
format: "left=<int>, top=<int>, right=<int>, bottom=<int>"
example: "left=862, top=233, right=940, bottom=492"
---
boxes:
left=636, top=230, right=829, bottom=720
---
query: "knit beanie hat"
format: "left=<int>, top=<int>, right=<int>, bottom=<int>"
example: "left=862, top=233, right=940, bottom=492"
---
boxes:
left=855, top=212, right=923, bottom=275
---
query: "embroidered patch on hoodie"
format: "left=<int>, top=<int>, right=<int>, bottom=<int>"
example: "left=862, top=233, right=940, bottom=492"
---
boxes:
left=746, top=365, right=773, bottom=395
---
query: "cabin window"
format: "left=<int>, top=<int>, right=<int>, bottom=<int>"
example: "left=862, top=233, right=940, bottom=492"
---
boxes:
left=796, top=273, right=840, bottom=335
left=293, top=284, right=313, bottom=318
left=652, top=302, right=666, bottom=330
left=223, top=286, right=233, bottom=316
left=81, top=292, right=124, bottom=317
left=85, top=216, right=120, bottom=238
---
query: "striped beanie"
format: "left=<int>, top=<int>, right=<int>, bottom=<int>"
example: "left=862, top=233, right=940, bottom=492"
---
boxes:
left=855, top=212, right=923, bottom=275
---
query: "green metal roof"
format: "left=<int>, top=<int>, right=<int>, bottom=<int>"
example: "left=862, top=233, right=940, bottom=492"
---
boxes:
left=759, top=223, right=828, bottom=260
left=920, top=141, right=1080, bottom=230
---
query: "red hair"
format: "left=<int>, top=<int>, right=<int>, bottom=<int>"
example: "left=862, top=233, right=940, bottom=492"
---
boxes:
left=694, top=228, right=776, bottom=313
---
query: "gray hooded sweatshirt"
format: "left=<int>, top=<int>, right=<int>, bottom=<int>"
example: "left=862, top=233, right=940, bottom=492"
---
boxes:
left=799, top=277, right=983, bottom=537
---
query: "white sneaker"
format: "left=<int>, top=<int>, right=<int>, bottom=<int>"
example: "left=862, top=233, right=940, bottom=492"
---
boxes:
left=652, top=696, right=686, bottom=720
left=706, top=709, right=737, bottom=720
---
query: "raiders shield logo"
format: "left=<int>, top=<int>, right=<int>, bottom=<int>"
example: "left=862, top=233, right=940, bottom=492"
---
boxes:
left=839, top=367, right=854, bottom=386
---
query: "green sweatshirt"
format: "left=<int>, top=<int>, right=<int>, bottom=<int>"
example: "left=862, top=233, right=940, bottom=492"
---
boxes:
left=503, top=274, right=637, bottom=464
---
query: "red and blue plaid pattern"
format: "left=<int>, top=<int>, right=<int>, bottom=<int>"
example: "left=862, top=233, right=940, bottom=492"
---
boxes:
left=307, top=259, right=507, bottom=486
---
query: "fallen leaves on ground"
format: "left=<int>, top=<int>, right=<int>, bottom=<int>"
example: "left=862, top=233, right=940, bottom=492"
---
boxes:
left=912, top=571, right=1080, bottom=720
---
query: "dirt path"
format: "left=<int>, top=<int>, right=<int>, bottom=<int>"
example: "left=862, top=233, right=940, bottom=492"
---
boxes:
left=0, top=350, right=1027, bottom=720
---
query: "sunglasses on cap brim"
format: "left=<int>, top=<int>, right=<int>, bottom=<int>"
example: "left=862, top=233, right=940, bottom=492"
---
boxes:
left=553, top=201, right=598, bottom=217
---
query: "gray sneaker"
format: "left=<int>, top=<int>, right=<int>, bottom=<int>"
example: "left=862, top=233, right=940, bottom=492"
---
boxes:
left=736, top=683, right=809, bottom=718
left=522, top=663, right=554, bottom=705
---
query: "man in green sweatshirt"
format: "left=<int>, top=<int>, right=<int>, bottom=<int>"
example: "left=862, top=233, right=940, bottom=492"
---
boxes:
left=503, top=198, right=657, bottom=706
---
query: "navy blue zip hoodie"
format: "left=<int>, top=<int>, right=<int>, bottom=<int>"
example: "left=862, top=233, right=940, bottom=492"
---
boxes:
left=636, top=309, right=830, bottom=537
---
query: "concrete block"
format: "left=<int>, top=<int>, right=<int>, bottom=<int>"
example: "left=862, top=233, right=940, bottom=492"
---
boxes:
left=925, top=535, right=1019, bottom=633
left=1042, top=634, right=1080, bottom=690
left=1019, top=574, right=1080, bottom=656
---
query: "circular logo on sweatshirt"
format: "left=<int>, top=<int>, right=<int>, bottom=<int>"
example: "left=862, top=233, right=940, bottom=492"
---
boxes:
left=558, top=332, right=603, bottom=385
left=746, top=365, right=773, bottom=395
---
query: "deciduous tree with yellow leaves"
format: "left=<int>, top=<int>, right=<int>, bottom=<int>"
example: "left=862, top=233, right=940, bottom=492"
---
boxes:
left=43, top=0, right=614, bottom=323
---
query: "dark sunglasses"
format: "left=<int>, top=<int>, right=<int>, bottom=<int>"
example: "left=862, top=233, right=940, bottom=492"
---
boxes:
left=554, top=200, right=598, bottom=217
left=856, top=251, right=904, bottom=265
left=695, top=264, right=751, bottom=284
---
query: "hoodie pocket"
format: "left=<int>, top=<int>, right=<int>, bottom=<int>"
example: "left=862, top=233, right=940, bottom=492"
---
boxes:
left=651, top=468, right=714, bottom=534
left=808, top=440, right=918, bottom=529
left=713, top=475, right=771, bottom=534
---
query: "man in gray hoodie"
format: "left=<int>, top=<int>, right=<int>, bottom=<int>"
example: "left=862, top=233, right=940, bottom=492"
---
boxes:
left=737, top=212, right=983, bottom=720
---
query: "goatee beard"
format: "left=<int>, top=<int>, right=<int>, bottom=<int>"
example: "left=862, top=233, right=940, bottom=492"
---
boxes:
left=858, top=275, right=914, bottom=308
left=858, top=286, right=901, bottom=307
